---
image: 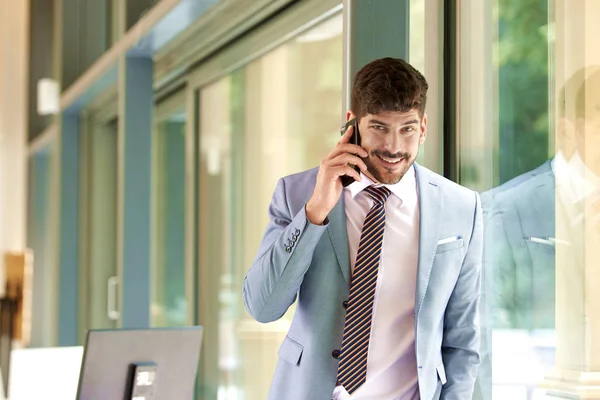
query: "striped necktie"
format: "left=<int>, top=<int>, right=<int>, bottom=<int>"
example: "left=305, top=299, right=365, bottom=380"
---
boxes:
left=336, top=185, right=392, bottom=394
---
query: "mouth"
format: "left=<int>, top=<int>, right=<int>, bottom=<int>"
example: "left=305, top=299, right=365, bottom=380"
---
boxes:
left=375, top=154, right=405, bottom=169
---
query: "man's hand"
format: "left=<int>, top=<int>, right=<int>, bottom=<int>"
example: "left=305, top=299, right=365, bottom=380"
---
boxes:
left=306, top=125, right=369, bottom=225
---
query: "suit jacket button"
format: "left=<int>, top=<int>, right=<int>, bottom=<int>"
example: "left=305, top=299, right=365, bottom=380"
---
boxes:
left=295, top=228, right=300, bottom=235
left=332, top=349, right=341, bottom=359
left=285, top=246, right=291, bottom=253
left=342, top=301, right=348, bottom=309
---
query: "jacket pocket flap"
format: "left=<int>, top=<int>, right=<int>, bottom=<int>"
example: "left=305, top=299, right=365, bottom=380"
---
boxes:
left=436, top=362, right=447, bottom=385
left=278, top=336, right=303, bottom=366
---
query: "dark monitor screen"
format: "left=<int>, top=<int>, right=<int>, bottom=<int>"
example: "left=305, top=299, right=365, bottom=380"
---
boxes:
left=76, top=327, right=203, bottom=400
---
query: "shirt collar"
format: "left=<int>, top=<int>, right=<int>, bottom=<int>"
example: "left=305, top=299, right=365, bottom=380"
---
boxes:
left=552, top=150, right=599, bottom=203
left=347, top=164, right=416, bottom=201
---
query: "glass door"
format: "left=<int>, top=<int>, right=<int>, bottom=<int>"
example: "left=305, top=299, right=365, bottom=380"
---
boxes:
left=79, top=112, right=120, bottom=339
left=190, top=2, right=343, bottom=398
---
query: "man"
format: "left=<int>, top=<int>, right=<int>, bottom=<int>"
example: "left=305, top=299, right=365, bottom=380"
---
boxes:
left=243, top=57, right=483, bottom=400
left=482, top=67, right=600, bottom=397
left=485, top=66, right=600, bottom=331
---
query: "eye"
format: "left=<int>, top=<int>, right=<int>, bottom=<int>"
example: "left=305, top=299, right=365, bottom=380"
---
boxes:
left=372, top=125, right=386, bottom=130
left=403, top=126, right=416, bottom=133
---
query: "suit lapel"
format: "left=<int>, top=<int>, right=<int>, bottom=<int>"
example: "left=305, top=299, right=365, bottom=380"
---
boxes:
left=326, top=164, right=443, bottom=290
left=327, top=196, right=351, bottom=284
left=531, top=171, right=556, bottom=238
left=414, top=165, right=443, bottom=318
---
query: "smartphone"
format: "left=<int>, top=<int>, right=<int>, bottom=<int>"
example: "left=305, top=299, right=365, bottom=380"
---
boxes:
left=340, top=118, right=362, bottom=187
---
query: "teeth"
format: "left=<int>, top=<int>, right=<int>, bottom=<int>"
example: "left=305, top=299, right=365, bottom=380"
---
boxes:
left=378, top=155, right=401, bottom=164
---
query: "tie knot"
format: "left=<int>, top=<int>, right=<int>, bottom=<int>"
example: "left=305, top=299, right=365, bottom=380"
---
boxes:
left=364, top=185, right=392, bottom=205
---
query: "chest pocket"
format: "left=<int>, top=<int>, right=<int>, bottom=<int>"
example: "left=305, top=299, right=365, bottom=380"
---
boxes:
left=522, top=237, right=556, bottom=254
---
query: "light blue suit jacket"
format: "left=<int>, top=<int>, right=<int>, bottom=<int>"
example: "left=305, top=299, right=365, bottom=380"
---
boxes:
left=484, top=163, right=557, bottom=329
left=243, top=163, right=483, bottom=400
left=473, top=159, right=553, bottom=400
left=481, top=160, right=552, bottom=219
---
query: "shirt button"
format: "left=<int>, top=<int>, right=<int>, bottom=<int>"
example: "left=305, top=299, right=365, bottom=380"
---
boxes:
left=332, top=349, right=341, bottom=359
left=342, top=300, right=348, bottom=309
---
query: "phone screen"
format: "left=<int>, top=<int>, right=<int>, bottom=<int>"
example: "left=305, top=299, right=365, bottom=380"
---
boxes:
left=340, top=118, right=361, bottom=187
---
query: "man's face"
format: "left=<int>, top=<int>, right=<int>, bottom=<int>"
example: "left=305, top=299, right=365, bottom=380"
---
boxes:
left=347, top=109, right=427, bottom=184
left=574, top=71, right=600, bottom=175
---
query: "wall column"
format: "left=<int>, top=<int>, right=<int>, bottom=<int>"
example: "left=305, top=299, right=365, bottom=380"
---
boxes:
left=118, top=55, right=153, bottom=328
left=0, top=0, right=30, bottom=273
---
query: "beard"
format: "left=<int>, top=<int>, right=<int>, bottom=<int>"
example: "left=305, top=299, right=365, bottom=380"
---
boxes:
left=363, top=149, right=415, bottom=184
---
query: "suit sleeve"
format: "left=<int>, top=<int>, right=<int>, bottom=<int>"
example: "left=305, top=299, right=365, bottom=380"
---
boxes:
left=440, top=191, right=483, bottom=399
left=242, top=177, right=328, bottom=323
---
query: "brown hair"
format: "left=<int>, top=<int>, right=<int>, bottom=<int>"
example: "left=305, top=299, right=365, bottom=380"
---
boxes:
left=350, top=57, right=428, bottom=119
left=557, top=66, right=600, bottom=120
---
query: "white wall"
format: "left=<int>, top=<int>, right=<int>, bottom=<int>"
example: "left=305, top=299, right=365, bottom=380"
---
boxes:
left=0, top=0, right=29, bottom=278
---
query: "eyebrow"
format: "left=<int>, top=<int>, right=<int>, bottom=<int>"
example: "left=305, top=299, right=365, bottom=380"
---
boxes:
left=368, top=119, right=390, bottom=126
left=401, top=119, right=420, bottom=126
left=368, top=119, right=419, bottom=126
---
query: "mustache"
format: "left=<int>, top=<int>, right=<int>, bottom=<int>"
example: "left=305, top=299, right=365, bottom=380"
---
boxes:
left=371, top=150, right=411, bottom=159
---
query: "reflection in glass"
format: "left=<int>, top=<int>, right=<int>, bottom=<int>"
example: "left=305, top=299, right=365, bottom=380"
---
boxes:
left=196, top=13, right=343, bottom=399
left=460, top=1, right=600, bottom=399
left=152, top=113, right=187, bottom=327
left=457, top=1, right=554, bottom=398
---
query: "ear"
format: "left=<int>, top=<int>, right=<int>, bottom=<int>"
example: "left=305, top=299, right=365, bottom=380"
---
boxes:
left=556, top=117, right=577, bottom=157
left=346, top=110, right=356, bottom=122
left=575, top=117, right=587, bottom=139
left=419, top=113, right=428, bottom=144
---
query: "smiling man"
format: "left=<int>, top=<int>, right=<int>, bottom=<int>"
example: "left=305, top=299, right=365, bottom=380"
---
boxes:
left=243, top=57, right=483, bottom=400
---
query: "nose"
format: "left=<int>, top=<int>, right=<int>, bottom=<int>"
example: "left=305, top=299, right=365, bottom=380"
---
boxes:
left=381, top=131, right=404, bottom=154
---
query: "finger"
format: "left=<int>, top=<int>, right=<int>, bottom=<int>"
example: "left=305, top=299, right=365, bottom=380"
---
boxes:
left=328, top=143, right=368, bottom=159
left=362, top=168, right=380, bottom=184
left=338, top=124, right=353, bottom=144
left=330, top=165, right=362, bottom=183
left=329, top=153, right=368, bottom=172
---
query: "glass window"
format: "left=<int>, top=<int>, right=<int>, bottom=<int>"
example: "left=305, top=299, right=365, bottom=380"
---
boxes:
left=457, top=0, right=600, bottom=398
left=27, top=146, right=57, bottom=347
left=409, top=0, right=444, bottom=173
left=152, top=111, right=188, bottom=327
left=196, top=13, right=343, bottom=399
